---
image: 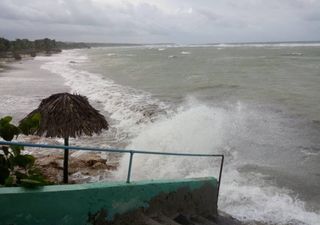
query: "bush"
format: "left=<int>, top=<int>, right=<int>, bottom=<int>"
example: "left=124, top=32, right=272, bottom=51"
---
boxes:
left=0, top=115, right=49, bottom=187
left=13, top=52, right=22, bottom=60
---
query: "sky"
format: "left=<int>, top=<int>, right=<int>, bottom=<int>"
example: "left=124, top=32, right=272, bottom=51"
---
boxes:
left=0, top=0, right=320, bottom=44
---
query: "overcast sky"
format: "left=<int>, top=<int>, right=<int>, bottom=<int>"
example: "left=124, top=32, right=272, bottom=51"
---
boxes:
left=1, top=0, right=319, bottom=44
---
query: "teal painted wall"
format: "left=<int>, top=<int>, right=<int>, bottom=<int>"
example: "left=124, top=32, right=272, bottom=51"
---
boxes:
left=0, top=177, right=217, bottom=225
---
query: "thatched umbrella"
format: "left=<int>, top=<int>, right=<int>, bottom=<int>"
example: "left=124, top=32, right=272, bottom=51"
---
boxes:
left=20, top=93, right=108, bottom=183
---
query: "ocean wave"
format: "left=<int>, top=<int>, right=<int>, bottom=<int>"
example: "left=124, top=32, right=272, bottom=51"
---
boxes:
left=281, top=52, right=304, bottom=56
left=214, top=43, right=320, bottom=48
left=300, top=147, right=320, bottom=156
left=38, top=50, right=320, bottom=225
left=36, top=50, right=171, bottom=144
left=190, top=84, right=240, bottom=91
left=114, top=99, right=320, bottom=225
left=181, top=51, right=191, bottom=55
left=151, top=43, right=320, bottom=48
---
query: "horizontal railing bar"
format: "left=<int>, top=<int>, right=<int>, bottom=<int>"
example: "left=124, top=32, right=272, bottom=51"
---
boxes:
left=1, top=140, right=225, bottom=206
left=0, top=141, right=223, bottom=158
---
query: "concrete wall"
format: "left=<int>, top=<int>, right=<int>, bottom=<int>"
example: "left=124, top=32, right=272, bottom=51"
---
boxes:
left=0, top=177, right=217, bottom=225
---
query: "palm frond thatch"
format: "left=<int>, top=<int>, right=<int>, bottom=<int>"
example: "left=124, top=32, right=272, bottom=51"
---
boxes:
left=21, top=93, right=108, bottom=138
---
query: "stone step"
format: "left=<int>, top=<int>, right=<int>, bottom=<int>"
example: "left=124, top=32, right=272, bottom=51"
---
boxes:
left=190, top=215, right=218, bottom=225
left=173, top=214, right=197, bottom=225
left=154, top=214, right=184, bottom=225
left=140, top=214, right=164, bottom=225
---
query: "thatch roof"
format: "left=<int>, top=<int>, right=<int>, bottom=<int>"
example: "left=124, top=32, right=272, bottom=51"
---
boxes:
left=21, top=93, right=108, bottom=138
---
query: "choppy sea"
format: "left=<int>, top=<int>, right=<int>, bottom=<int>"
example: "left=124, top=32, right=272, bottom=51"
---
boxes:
left=5, top=43, right=320, bottom=224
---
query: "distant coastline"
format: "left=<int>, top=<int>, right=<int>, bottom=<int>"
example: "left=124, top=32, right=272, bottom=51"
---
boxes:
left=0, top=37, right=90, bottom=62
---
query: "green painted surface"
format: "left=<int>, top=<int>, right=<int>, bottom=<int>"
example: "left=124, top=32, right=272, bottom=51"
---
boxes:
left=0, top=177, right=217, bottom=225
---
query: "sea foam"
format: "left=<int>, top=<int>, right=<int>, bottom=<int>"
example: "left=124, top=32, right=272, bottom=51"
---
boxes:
left=37, top=50, right=170, bottom=143
left=38, top=50, right=320, bottom=225
left=114, top=99, right=320, bottom=225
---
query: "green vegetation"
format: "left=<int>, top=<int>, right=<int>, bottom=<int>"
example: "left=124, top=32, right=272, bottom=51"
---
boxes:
left=0, top=37, right=96, bottom=60
left=0, top=38, right=10, bottom=52
left=0, top=37, right=61, bottom=59
left=0, top=115, right=49, bottom=187
left=0, top=37, right=142, bottom=60
left=0, top=37, right=143, bottom=62
left=56, top=41, right=141, bottom=49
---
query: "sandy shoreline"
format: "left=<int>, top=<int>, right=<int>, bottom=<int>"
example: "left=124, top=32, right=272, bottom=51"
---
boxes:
left=0, top=57, right=70, bottom=121
left=0, top=56, right=122, bottom=184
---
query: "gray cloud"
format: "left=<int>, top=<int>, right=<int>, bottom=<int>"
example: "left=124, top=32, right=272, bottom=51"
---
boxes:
left=0, top=0, right=319, bottom=43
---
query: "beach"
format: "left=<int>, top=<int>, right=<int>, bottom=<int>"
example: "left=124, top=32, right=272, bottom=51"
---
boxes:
left=0, top=57, right=121, bottom=183
left=0, top=57, right=69, bottom=121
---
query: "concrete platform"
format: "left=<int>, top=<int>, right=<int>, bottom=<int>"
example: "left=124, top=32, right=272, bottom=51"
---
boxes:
left=0, top=177, right=222, bottom=225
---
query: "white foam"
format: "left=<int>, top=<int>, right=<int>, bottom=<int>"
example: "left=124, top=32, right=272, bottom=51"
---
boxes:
left=220, top=169, right=320, bottom=225
left=215, top=43, right=320, bottom=47
left=37, top=50, right=170, bottom=140
left=145, top=43, right=320, bottom=49
left=38, top=50, right=320, bottom=225
left=114, top=99, right=320, bottom=225
left=300, top=148, right=319, bottom=156
left=283, top=52, right=304, bottom=56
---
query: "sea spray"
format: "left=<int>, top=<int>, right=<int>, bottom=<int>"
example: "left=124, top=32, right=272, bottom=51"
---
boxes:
left=36, top=50, right=171, bottom=146
left=37, top=49, right=320, bottom=225
left=114, top=99, right=320, bottom=225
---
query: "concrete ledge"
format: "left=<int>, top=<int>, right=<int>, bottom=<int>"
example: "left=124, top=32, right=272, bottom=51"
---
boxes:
left=0, top=177, right=217, bottom=225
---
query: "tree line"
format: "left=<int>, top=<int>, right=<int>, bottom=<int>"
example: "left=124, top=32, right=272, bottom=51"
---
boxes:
left=0, top=37, right=91, bottom=60
left=0, top=37, right=142, bottom=60
left=1, top=37, right=61, bottom=55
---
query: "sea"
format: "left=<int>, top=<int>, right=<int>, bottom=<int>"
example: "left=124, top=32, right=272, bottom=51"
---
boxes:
left=10, top=43, right=320, bottom=224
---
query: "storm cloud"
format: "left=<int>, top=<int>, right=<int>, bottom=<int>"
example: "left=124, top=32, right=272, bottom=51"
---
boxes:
left=0, top=0, right=319, bottom=43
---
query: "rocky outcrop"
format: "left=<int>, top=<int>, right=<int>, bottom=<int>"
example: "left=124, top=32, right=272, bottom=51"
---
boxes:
left=35, top=152, right=118, bottom=184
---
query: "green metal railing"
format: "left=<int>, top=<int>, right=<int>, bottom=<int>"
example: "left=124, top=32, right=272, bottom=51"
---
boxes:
left=0, top=141, right=224, bottom=202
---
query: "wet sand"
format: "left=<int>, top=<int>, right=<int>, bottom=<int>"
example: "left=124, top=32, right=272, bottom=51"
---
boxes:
left=0, top=57, right=120, bottom=183
left=0, top=57, right=69, bottom=122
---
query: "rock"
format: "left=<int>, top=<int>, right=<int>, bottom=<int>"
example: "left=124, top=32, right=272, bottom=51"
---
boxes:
left=213, top=211, right=244, bottom=225
left=35, top=152, right=117, bottom=184
left=92, top=162, right=106, bottom=169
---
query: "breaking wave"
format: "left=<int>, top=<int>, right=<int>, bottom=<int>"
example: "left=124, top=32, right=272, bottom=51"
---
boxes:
left=38, top=50, right=320, bottom=225
left=36, top=50, right=170, bottom=145
left=114, top=99, right=320, bottom=225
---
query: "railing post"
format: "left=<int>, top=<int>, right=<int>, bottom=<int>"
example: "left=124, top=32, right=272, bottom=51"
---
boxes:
left=126, top=151, right=134, bottom=183
left=63, top=137, right=69, bottom=184
left=216, top=155, right=224, bottom=205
